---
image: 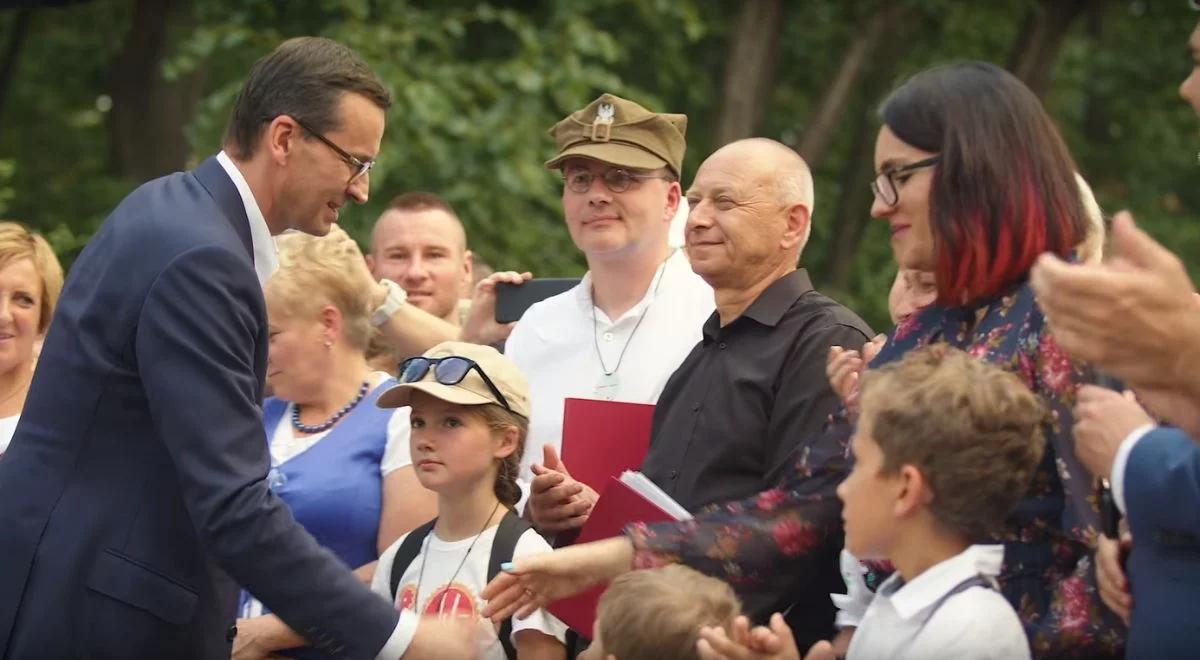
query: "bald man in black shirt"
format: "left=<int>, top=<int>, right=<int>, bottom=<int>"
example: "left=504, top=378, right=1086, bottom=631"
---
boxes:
left=640, top=139, right=870, bottom=648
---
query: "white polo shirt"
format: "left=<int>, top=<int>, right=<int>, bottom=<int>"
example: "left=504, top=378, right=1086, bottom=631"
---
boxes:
left=506, top=249, right=714, bottom=484
left=846, top=545, right=1030, bottom=660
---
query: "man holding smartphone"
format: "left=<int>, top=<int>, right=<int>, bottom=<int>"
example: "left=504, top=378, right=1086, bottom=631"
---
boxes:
left=504, top=93, right=714, bottom=497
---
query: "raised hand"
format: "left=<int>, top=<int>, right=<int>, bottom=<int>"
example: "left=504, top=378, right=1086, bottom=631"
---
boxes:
left=460, top=270, right=532, bottom=345
left=528, top=444, right=597, bottom=533
left=696, top=613, right=811, bottom=660
left=1032, top=212, right=1200, bottom=401
left=826, top=334, right=886, bottom=414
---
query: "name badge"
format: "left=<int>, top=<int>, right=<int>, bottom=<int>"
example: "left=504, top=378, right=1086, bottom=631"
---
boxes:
left=593, top=372, right=620, bottom=400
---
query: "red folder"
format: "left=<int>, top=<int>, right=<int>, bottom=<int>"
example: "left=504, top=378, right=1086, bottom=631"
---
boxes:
left=546, top=476, right=678, bottom=638
left=559, top=398, right=656, bottom=493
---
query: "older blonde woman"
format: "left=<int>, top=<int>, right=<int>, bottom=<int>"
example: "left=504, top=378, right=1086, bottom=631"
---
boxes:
left=237, top=228, right=437, bottom=653
left=0, top=222, right=62, bottom=456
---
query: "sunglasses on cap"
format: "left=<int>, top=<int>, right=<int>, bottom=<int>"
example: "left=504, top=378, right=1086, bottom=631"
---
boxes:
left=398, top=356, right=512, bottom=413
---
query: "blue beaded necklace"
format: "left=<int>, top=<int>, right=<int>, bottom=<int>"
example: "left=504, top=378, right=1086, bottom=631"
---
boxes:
left=291, top=380, right=370, bottom=434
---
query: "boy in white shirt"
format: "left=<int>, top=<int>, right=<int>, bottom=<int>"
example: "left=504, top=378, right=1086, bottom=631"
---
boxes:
left=697, top=346, right=1045, bottom=660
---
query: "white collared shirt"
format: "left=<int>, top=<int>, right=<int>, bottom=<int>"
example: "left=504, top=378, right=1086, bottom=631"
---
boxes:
left=505, top=249, right=714, bottom=485
left=1110, top=422, right=1156, bottom=514
left=214, top=152, right=414, bottom=659
left=215, top=151, right=278, bottom=287
left=847, top=545, right=1030, bottom=660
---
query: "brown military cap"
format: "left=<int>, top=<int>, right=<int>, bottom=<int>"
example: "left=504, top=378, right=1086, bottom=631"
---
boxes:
left=545, top=93, right=687, bottom=177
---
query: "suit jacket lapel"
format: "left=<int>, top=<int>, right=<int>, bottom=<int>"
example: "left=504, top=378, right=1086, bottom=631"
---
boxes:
left=194, top=156, right=254, bottom=261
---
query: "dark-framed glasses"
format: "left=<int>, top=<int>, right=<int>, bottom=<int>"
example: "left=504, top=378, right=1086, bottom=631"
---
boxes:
left=563, top=167, right=672, bottom=194
left=291, top=116, right=375, bottom=183
left=398, top=356, right=512, bottom=412
left=870, top=156, right=940, bottom=207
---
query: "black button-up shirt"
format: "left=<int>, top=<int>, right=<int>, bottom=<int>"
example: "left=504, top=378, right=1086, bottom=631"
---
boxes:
left=639, top=268, right=872, bottom=647
left=641, top=268, right=872, bottom=511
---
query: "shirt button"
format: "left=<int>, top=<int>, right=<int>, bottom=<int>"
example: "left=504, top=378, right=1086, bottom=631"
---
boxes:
left=691, top=403, right=700, bottom=412
left=669, top=470, right=679, bottom=479
left=603, top=332, right=614, bottom=341
left=718, top=342, right=728, bottom=350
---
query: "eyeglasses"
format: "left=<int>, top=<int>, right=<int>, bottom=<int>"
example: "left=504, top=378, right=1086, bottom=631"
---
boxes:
left=398, top=356, right=512, bottom=412
left=291, top=116, right=375, bottom=183
left=563, top=167, right=672, bottom=194
left=870, top=156, right=940, bottom=207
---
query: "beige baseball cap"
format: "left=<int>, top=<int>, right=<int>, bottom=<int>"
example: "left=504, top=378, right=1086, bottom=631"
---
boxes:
left=376, top=341, right=530, bottom=418
left=545, top=92, right=688, bottom=177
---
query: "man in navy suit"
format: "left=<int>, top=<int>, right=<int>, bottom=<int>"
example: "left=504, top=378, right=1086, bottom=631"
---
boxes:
left=0, top=37, right=467, bottom=659
left=1034, top=17, right=1200, bottom=660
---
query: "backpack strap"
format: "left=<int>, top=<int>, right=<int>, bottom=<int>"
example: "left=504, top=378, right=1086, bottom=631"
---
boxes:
left=487, top=509, right=533, bottom=660
left=389, top=518, right=437, bottom=598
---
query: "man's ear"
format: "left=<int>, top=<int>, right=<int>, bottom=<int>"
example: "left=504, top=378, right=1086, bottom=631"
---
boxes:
left=663, top=181, right=682, bottom=223
left=264, top=115, right=301, bottom=166
left=462, top=250, right=475, bottom=293
left=780, top=202, right=811, bottom=251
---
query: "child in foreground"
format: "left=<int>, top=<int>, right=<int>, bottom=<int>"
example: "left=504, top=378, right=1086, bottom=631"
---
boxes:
left=698, top=345, right=1045, bottom=660
left=372, top=341, right=566, bottom=659
left=579, top=564, right=742, bottom=660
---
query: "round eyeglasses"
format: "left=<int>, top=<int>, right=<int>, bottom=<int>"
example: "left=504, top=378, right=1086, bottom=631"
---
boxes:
left=563, top=167, right=672, bottom=194
left=292, top=116, right=375, bottom=183
left=870, top=156, right=939, bottom=207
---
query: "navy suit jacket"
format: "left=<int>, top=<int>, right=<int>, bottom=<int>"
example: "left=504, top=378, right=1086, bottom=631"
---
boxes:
left=0, top=157, right=399, bottom=659
left=1123, top=426, right=1200, bottom=659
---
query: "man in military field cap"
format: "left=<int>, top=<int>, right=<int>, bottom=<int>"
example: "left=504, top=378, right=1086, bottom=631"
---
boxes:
left=488, top=93, right=714, bottom=530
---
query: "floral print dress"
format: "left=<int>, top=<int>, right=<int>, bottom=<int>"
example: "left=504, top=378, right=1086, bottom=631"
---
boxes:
left=627, top=280, right=1125, bottom=659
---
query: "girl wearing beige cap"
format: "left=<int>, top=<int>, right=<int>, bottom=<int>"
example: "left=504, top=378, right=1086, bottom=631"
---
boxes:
left=370, top=341, right=566, bottom=660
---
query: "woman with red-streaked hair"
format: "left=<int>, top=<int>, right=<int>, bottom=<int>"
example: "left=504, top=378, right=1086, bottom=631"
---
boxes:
left=836, top=60, right=1124, bottom=659
left=480, top=62, right=1124, bottom=660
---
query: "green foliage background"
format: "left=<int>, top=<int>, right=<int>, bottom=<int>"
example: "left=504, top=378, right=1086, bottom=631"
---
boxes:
left=0, top=0, right=1196, bottom=332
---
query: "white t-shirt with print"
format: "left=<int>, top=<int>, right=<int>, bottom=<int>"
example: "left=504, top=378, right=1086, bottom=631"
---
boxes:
left=371, top=524, right=567, bottom=659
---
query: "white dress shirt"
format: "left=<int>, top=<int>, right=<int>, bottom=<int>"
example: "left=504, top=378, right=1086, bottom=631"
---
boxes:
left=1110, top=422, right=1156, bottom=514
left=215, top=152, right=415, bottom=659
left=847, top=545, right=1030, bottom=660
left=215, top=151, right=278, bottom=288
left=505, top=249, right=714, bottom=486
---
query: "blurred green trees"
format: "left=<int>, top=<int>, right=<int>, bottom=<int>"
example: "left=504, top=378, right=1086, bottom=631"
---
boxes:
left=0, top=0, right=1196, bottom=330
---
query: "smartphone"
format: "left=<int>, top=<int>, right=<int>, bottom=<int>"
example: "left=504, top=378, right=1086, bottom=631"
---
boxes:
left=495, top=278, right=581, bottom=323
left=1099, top=479, right=1121, bottom=539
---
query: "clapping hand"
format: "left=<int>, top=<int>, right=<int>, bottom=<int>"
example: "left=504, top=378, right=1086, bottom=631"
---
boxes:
left=826, top=334, right=887, bottom=415
left=528, top=445, right=598, bottom=534
left=1032, top=212, right=1200, bottom=400
left=696, top=613, right=835, bottom=660
left=1072, top=386, right=1153, bottom=480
